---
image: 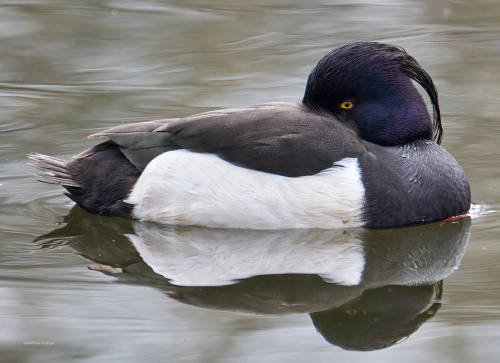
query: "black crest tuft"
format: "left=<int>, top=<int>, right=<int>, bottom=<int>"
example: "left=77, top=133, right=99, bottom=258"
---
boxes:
left=393, top=44, right=442, bottom=144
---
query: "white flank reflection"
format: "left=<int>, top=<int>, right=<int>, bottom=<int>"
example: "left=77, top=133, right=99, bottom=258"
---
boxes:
left=128, top=225, right=365, bottom=287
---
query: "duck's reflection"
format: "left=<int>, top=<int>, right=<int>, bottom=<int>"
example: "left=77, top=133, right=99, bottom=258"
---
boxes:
left=37, top=207, right=471, bottom=351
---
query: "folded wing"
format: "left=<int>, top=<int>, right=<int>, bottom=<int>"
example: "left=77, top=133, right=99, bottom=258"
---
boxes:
left=91, top=102, right=365, bottom=176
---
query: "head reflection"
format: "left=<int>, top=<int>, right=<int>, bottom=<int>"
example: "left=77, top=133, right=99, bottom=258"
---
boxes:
left=311, top=283, right=442, bottom=351
left=37, top=207, right=471, bottom=351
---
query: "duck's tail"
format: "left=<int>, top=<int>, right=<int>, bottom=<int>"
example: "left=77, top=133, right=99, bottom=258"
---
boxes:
left=28, top=153, right=81, bottom=187
left=29, top=142, right=141, bottom=219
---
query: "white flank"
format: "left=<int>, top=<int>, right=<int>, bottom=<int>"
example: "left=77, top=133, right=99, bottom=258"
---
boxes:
left=126, top=150, right=365, bottom=230
left=128, top=225, right=365, bottom=287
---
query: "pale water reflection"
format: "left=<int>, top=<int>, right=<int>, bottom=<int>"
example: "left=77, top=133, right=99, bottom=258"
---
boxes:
left=2, top=0, right=500, bottom=362
left=36, top=208, right=470, bottom=351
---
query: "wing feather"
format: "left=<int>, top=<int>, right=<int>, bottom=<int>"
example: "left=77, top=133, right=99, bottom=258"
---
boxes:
left=86, top=103, right=365, bottom=176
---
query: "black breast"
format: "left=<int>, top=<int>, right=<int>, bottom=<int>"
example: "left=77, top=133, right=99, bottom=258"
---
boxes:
left=359, top=140, right=471, bottom=228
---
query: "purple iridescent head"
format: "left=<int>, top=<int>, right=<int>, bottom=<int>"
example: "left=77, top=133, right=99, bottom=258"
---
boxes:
left=302, top=42, right=442, bottom=146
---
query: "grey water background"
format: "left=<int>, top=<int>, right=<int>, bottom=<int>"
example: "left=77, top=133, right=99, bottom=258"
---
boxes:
left=1, top=0, right=499, bottom=362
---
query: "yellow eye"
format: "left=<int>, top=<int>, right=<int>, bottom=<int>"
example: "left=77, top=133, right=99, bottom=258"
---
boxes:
left=340, top=101, right=354, bottom=110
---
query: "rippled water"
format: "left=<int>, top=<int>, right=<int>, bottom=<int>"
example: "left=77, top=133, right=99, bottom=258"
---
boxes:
left=1, top=1, right=500, bottom=362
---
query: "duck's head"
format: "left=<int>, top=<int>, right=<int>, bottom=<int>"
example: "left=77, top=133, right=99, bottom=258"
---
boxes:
left=302, top=42, right=442, bottom=146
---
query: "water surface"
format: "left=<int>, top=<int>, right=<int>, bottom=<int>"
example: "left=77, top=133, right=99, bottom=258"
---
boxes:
left=1, top=1, right=500, bottom=362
